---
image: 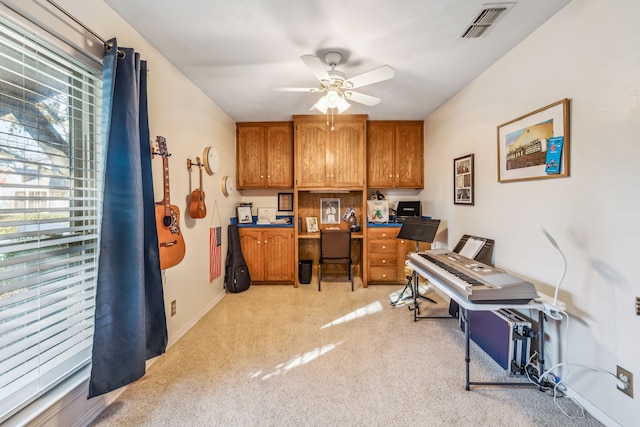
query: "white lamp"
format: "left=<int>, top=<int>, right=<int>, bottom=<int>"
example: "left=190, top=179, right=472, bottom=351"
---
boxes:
left=537, top=224, right=567, bottom=308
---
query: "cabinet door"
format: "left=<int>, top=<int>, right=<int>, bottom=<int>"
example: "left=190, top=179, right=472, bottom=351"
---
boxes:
left=367, top=123, right=395, bottom=188
left=237, top=126, right=265, bottom=189
left=394, top=124, right=424, bottom=188
left=263, top=229, right=293, bottom=281
left=238, top=229, right=264, bottom=281
left=331, top=118, right=365, bottom=187
left=266, top=124, right=293, bottom=188
left=295, top=121, right=329, bottom=188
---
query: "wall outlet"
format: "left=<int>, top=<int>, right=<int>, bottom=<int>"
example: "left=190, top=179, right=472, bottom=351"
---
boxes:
left=171, top=300, right=176, bottom=317
left=617, top=365, right=633, bottom=398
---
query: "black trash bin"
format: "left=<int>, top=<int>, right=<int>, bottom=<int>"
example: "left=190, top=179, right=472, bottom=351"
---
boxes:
left=298, top=260, right=312, bottom=284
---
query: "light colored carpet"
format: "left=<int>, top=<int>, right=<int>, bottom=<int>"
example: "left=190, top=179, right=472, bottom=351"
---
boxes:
left=88, top=280, right=603, bottom=426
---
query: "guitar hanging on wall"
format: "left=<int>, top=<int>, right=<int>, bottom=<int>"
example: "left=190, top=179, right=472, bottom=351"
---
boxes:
left=154, top=136, right=186, bottom=269
left=189, top=156, right=207, bottom=218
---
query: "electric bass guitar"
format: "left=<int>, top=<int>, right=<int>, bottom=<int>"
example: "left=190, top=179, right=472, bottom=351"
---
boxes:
left=189, top=156, right=207, bottom=218
left=154, top=136, right=186, bottom=269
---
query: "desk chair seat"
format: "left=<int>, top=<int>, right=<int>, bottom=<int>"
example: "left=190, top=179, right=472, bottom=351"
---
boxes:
left=319, top=229, right=353, bottom=291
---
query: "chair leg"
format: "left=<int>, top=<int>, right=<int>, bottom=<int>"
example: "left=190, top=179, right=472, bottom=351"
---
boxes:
left=350, top=264, right=354, bottom=292
left=318, top=263, right=322, bottom=291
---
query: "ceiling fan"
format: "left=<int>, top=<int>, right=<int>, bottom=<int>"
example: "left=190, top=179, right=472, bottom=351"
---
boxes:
left=272, top=52, right=394, bottom=114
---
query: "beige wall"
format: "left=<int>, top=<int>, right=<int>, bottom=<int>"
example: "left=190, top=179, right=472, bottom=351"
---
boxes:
left=422, top=0, right=640, bottom=425
left=2, top=0, right=238, bottom=425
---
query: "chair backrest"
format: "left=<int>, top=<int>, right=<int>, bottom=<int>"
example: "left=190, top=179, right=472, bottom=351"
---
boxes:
left=320, top=229, right=351, bottom=260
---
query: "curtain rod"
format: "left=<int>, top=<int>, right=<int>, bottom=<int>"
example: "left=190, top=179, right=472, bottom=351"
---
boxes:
left=45, top=0, right=124, bottom=57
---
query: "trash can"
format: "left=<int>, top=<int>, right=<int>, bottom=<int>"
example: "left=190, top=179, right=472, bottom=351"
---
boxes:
left=298, top=260, right=312, bottom=284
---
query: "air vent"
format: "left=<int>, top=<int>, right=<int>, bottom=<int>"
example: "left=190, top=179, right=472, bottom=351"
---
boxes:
left=460, top=3, right=514, bottom=39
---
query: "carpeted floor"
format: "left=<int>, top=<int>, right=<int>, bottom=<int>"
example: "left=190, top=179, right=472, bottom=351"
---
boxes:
left=88, top=280, right=603, bottom=426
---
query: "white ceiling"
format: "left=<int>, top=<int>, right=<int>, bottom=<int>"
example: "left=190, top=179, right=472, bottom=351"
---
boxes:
left=103, top=0, right=571, bottom=122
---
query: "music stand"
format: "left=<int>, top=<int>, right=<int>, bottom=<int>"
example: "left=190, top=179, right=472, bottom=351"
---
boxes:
left=390, top=218, right=440, bottom=310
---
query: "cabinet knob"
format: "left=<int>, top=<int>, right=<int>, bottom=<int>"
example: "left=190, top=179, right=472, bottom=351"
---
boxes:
left=382, top=274, right=387, bottom=278
left=382, top=233, right=386, bottom=237
left=382, top=245, right=386, bottom=249
left=264, top=240, right=267, bottom=244
left=260, top=175, right=264, bottom=178
left=382, top=260, right=386, bottom=264
left=396, top=174, right=399, bottom=178
left=389, top=174, right=393, bottom=178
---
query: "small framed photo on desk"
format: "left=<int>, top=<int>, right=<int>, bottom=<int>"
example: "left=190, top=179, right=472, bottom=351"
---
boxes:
left=306, top=217, right=318, bottom=233
left=237, top=206, right=252, bottom=224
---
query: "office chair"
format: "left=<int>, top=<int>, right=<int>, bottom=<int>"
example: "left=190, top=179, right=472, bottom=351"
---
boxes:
left=318, top=229, right=353, bottom=291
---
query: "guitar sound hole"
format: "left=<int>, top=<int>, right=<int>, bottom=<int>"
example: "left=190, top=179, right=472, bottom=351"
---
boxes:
left=163, top=216, right=172, bottom=227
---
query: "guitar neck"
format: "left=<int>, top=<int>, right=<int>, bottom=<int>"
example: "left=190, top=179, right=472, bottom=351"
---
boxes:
left=163, top=155, right=171, bottom=212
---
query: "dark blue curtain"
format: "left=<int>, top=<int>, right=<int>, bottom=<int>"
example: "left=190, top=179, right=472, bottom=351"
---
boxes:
left=88, top=40, right=167, bottom=398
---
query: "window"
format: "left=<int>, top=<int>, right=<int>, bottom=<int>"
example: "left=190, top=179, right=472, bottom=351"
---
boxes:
left=0, top=18, right=102, bottom=421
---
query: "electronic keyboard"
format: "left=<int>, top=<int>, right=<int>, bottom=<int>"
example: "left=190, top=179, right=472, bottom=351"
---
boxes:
left=407, top=249, right=539, bottom=304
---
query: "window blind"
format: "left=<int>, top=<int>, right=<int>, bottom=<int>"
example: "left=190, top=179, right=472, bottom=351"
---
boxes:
left=0, top=17, right=102, bottom=421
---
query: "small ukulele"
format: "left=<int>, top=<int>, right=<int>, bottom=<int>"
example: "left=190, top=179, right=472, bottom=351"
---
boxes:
left=189, top=157, right=207, bottom=219
left=154, top=136, right=186, bottom=270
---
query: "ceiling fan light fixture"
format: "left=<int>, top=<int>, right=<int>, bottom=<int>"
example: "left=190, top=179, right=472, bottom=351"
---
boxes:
left=313, top=96, right=329, bottom=114
left=336, top=96, right=350, bottom=113
left=324, top=89, right=340, bottom=108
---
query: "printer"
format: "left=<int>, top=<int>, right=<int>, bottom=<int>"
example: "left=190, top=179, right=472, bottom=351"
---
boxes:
left=395, top=201, right=421, bottom=222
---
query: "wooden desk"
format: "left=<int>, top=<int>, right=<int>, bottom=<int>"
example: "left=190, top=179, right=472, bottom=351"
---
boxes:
left=406, top=259, right=562, bottom=390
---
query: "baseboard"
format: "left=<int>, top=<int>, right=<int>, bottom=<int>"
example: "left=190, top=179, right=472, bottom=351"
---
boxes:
left=167, top=292, right=225, bottom=348
left=562, top=384, right=623, bottom=427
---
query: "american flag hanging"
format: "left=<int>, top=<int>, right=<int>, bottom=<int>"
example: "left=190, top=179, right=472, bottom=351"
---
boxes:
left=209, top=226, right=222, bottom=281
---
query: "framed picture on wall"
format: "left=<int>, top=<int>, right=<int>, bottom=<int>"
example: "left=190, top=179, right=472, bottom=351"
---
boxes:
left=320, top=198, right=340, bottom=224
left=277, top=192, right=293, bottom=211
left=497, top=98, right=570, bottom=183
left=454, top=154, right=474, bottom=205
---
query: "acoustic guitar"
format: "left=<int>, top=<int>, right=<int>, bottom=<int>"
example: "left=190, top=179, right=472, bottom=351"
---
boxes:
left=189, top=156, right=207, bottom=218
left=154, top=136, right=186, bottom=269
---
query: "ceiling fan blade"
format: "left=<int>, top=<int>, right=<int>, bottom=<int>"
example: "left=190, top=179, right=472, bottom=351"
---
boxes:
left=345, top=91, right=381, bottom=106
left=344, top=65, right=394, bottom=89
left=271, top=86, right=323, bottom=93
left=300, top=54, right=331, bottom=82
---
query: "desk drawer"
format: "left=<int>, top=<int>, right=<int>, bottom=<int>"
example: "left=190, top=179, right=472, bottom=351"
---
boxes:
left=369, top=240, right=397, bottom=253
left=368, top=228, right=400, bottom=239
left=369, top=267, right=398, bottom=281
left=369, top=252, right=398, bottom=267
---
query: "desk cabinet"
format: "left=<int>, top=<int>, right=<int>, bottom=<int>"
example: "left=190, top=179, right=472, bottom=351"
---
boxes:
left=294, top=115, right=366, bottom=189
left=239, top=228, right=294, bottom=283
left=237, top=122, right=293, bottom=189
left=368, top=226, right=430, bottom=284
left=367, top=121, right=424, bottom=189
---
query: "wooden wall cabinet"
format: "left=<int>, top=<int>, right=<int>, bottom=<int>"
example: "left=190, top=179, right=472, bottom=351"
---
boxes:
left=237, top=122, right=293, bottom=189
left=294, top=115, right=366, bottom=189
left=239, top=228, right=294, bottom=283
left=367, top=121, right=424, bottom=189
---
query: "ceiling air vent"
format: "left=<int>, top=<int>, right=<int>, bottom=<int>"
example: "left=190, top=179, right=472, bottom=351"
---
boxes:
left=460, top=3, right=515, bottom=39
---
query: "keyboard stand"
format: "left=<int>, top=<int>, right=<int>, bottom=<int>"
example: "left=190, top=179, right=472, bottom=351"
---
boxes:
left=407, top=259, right=558, bottom=390
left=408, top=270, right=455, bottom=321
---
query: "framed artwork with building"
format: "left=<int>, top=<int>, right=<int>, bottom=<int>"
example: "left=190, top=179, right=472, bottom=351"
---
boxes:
left=497, top=98, right=570, bottom=183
